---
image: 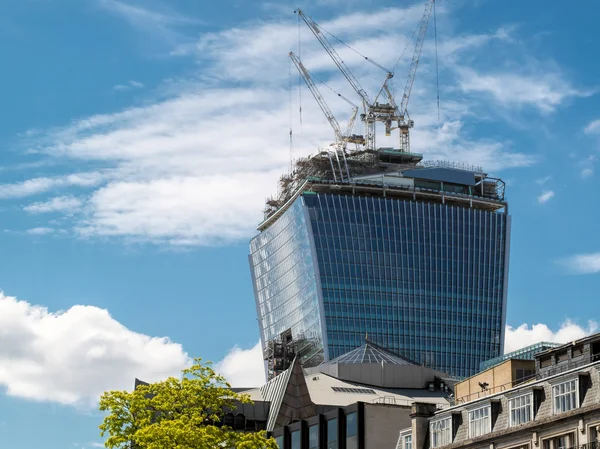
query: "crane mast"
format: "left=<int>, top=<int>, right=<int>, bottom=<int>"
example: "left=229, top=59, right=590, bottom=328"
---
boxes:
left=289, top=52, right=344, bottom=143
left=289, top=52, right=365, bottom=180
left=397, top=0, right=434, bottom=153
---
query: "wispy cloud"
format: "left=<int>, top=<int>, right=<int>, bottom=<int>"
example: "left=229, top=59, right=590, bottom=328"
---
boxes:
left=98, top=0, right=200, bottom=27
left=537, top=190, right=555, bottom=203
left=25, top=227, right=55, bottom=235
left=24, top=196, right=83, bottom=214
left=536, top=175, right=551, bottom=185
left=97, top=0, right=202, bottom=46
left=578, top=155, right=596, bottom=179
left=560, top=253, right=600, bottom=275
left=113, top=80, right=145, bottom=91
left=584, top=119, right=600, bottom=135
left=457, top=68, right=592, bottom=114
left=0, top=173, right=102, bottom=199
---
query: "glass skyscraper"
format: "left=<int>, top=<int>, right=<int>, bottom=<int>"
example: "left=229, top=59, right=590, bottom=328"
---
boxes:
left=249, top=154, right=510, bottom=378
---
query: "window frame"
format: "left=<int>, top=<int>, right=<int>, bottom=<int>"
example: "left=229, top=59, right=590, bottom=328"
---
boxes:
left=430, top=416, right=452, bottom=448
left=541, top=431, right=576, bottom=449
left=467, top=403, right=492, bottom=438
left=399, top=429, right=413, bottom=449
left=551, top=376, right=579, bottom=415
left=586, top=421, right=600, bottom=443
left=508, top=391, right=534, bottom=427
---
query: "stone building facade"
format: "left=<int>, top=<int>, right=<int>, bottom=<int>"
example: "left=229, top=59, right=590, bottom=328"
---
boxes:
left=400, top=340, right=600, bottom=449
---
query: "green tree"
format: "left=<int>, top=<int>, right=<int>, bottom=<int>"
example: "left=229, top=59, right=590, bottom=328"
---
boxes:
left=99, top=358, right=277, bottom=449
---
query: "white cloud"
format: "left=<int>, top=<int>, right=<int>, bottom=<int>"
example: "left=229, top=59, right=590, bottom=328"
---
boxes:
left=457, top=68, right=591, bottom=113
left=0, top=173, right=103, bottom=199
left=24, top=195, right=83, bottom=214
left=578, top=155, right=596, bottom=179
left=15, top=2, right=588, bottom=246
left=537, top=190, right=555, bottom=203
left=560, top=253, right=600, bottom=275
left=97, top=0, right=202, bottom=48
left=215, top=341, right=265, bottom=387
left=114, top=80, right=145, bottom=91
left=76, top=173, right=280, bottom=245
left=505, top=320, right=598, bottom=353
left=0, top=291, right=190, bottom=407
left=98, top=0, right=199, bottom=28
left=536, top=175, right=551, bottom=185
left=25, top=227, right=55, bottom=235
left=584, top=119, right=600, bottom=135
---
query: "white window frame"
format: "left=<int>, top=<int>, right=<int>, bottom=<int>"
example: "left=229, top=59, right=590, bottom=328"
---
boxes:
left=542, top=431, right=576, bottom=449
left=551, top=377, right=579, bottom=414
left=467, top=404, right=491, bottom=438
left=397, top=429, right=411, bottom=449
left=404, top=434, right=413, bottom=449
left=430, top=416, right=452, bottom=448
left=586, top=422, right=600, bottom=443
left=508, top=392, right=534, bottom=427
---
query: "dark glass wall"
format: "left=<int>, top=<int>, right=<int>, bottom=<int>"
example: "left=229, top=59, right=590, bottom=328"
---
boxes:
left=251, top=192, right=509, bottom=377
left=304, top=193, right=509, bottom=377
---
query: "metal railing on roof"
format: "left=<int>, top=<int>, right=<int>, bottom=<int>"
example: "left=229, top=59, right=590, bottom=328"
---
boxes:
left=419, top=160, right=483, bottom=173
left=454, top=371, right=538, bottom=405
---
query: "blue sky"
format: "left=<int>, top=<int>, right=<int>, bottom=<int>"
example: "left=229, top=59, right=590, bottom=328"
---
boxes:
left=0, top=0, right=599, bottom=447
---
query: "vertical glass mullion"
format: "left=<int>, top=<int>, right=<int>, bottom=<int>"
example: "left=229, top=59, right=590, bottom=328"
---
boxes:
left=409, top=201, right=415, bottom=359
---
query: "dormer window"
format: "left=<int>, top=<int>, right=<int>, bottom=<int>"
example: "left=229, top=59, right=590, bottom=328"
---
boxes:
left=552, top=378, right=578, bottom=414
left=430, top=416, right=452, bottom=448
left=468, top=404, right=491, bottom=438
left=509, top=392, right=533, bottom=426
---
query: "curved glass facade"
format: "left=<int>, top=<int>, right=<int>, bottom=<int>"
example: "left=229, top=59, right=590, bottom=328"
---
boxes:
left=250, top=192, right=510, bottom=378
left=249, top=199, right=325, bottom=367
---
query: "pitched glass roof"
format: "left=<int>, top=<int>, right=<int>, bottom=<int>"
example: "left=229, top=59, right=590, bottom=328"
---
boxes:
left=327, top=341, right=417, bottom=365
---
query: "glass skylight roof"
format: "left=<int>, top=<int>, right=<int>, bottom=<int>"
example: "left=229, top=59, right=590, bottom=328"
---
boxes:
left=327, top=342, right=416, bottom=365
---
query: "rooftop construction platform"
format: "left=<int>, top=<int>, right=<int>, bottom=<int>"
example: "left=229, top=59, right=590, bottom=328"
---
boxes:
left=259, top=148, right=507, bottom=232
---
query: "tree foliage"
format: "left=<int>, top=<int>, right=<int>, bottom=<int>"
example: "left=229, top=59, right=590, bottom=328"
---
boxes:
left=99, top=359, right=277, bottom=449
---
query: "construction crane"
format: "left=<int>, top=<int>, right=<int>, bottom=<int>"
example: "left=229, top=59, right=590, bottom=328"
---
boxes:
left=295, top=0, right=434, bottom=154
left=294, top=10, right=371, bottom=107
left=295, top=9, right=378, bottom=152
left=395, top=0, right=435, bottom=153
left=289, top=51, right=365, bottom=180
